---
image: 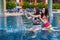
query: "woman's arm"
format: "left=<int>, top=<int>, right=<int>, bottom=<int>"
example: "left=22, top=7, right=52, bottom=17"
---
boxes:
left=24, top=12, right=32, bottom=19
left=24, top=12, right=39, bottom=19
left=39, top=15, right=47, bottom=24
left=47, top=15, right=49, bottom=21
left=40, top=17, right=46, bottom=24
left=29, top=13, right=39, bottom=18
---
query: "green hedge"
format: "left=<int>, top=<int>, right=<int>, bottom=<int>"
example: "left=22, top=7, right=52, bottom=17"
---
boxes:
left=22, top=2, right=60, bottom=9
left=6, top=2, right=16, bottom=9
left=22, top=2, right=34, bottom=9
left=6, top=1, right=60, bottom=9
left=53, top=3, right=60, bottom=9
left=37, top=2, right=48, bottom=8
left=22, top=2, right=46, bottom=9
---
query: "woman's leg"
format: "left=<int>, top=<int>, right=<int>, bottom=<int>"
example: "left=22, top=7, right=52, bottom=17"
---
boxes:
left=29, top=25, right=36, bottom=31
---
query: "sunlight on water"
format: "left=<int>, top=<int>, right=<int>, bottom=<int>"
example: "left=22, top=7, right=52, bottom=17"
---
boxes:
left=0, top=14, right=60, bottom=40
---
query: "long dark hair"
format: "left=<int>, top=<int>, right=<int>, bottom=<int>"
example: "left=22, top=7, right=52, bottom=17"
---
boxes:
left=34, top=7, right=40, bottom=15
left=41, top=8, right=49, bottom=18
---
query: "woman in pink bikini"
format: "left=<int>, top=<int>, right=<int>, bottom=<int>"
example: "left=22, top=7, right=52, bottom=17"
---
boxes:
left=39, top=8, right=52, bottom=29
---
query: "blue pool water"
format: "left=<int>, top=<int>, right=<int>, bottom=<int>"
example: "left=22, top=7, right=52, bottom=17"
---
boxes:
left=0, top=14, right=60, bottom=40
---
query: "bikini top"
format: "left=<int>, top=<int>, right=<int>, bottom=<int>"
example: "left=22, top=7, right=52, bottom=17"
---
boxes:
left=32, top=17, right=41, bottom=25
left=42, top=15, right=47, bottom=20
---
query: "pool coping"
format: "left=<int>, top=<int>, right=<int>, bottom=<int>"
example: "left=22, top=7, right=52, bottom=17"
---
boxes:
left=53, top=9, right=60, bottom=13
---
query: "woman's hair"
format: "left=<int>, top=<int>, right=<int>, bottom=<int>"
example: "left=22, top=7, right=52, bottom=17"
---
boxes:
left=41, top=8, right=49, bottom=18
left=34, top=7, right=40, bottom=15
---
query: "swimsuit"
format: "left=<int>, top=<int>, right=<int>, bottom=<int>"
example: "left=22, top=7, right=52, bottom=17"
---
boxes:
left=44, top=22, right=51, bottom=28
left=31, top=17, right=42, bottom=29
left=42, top=15, right=52, bottom=28
left=32, top=17, right=41, bottom=25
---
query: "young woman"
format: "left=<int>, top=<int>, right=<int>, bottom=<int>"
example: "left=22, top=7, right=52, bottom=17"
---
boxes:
left=40, top=8, right=51, bottom=29
left=38, top=8, right=55, bottom=32
left=24, top=7, right=42, bottom=38
left=24, top=7, right=42, bottom=30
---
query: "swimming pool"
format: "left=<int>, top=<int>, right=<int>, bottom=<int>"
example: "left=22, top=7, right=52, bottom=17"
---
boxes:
left=0, top=13, right=60, bottom=40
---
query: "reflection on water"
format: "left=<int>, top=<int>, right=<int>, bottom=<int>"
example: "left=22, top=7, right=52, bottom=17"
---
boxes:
left=52, top=13, right=60, bottom=27
left=0, top=14, right=60, bottom=40
left=0, top=17, right=4, bottom=29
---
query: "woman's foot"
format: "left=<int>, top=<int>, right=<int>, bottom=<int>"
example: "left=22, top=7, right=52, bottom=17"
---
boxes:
left=28, top=31, right=37, bottom=38
left=31, top=34, right=36, bottom=38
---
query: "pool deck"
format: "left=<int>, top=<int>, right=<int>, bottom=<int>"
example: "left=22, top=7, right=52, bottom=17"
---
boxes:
left=4, top=9, right=60, bottom=17
left=53, top=9, right=60, bottom=13
left=4, top=12, right=24, bottom=17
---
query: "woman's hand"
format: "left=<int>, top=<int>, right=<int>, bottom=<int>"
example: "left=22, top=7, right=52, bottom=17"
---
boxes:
left=38, top=15, right=41, bottom=19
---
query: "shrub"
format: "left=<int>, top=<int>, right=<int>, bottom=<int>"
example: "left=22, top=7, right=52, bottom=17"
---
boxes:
left=37, top=2, right=45, bottom=8
left=22, top=1, right=60, bottom=9
left=22, top=2, right=34, bottom=9
left=53, top=3, right=60, bottom=9
left=6, top=2, right=16, bottom=9
left=22, top=2, right=45, bottom=9
left=22, top=2, right=29, bottom=9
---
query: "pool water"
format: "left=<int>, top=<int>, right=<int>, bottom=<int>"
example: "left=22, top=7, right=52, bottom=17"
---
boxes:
left=0, top=14, right=60, bottom=40
left=52, top=13, right=60, bottom=27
